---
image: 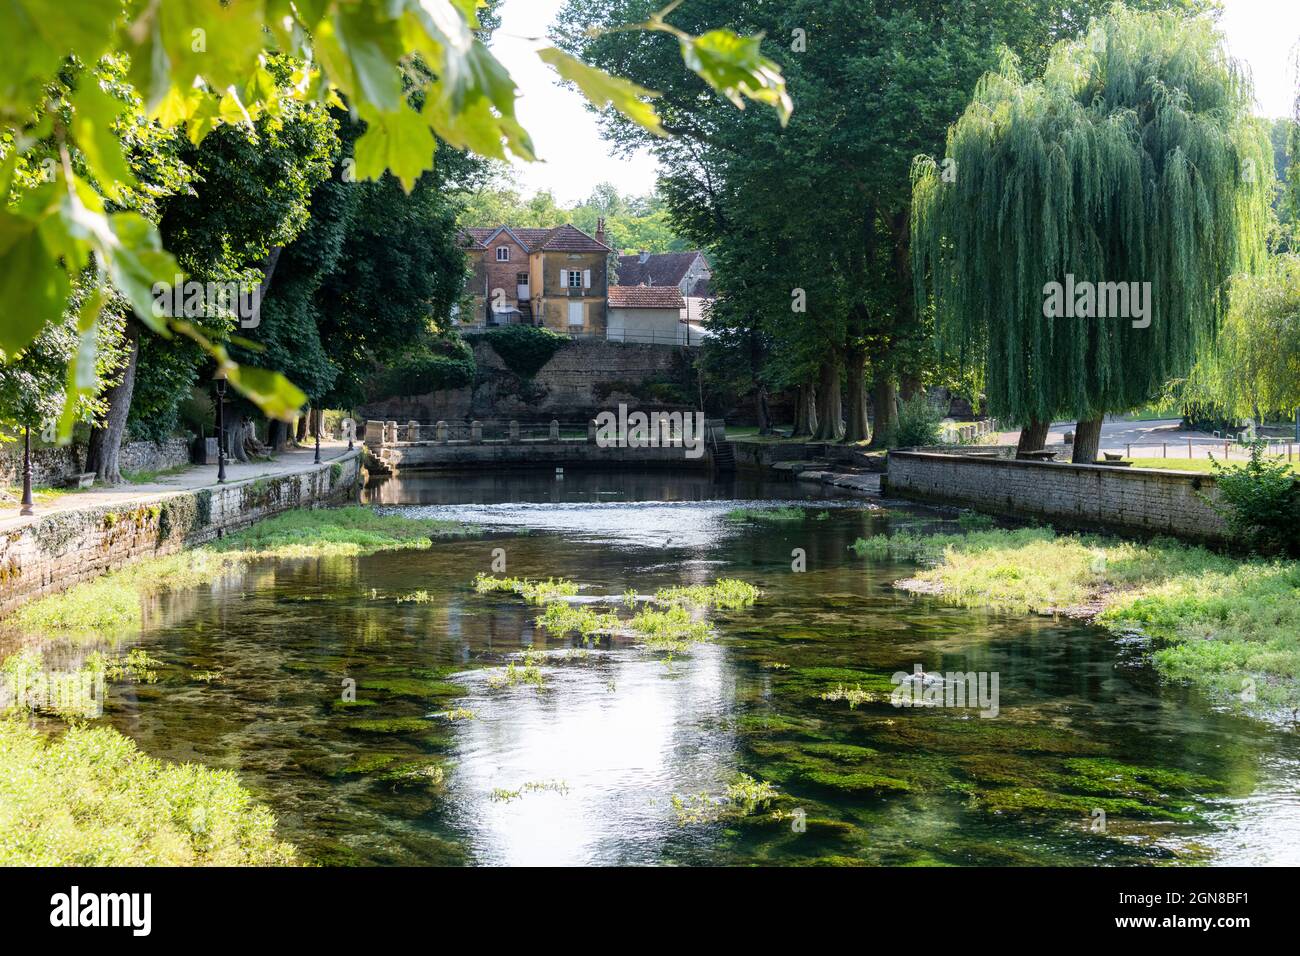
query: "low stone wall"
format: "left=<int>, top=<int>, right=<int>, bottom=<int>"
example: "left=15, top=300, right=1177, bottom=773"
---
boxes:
left=0, top=438, right=192, bottom=488
left=377, top=440, right=712, bottom=472
left=0, top=452, right=362, bottom=617
left=885, top=451, right=1229, bottom=542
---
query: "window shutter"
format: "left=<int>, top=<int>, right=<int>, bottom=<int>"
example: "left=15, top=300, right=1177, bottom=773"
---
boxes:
left=583, top=270, right=592, bottom=289
left=560, top=269, right=568, bottom=287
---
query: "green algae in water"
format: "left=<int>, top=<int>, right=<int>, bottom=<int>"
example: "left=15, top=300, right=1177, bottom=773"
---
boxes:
left=48, top=471, right=1298, bottom=866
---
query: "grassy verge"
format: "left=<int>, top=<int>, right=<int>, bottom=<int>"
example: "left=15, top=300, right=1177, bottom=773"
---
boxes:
left=11, top=507, right=472, bottom=638
left=1122, top=457, right=1300, bottom=475
left=0, top=718, right=297, bottom=865
left=853, top=528, right=1300, bottom=714
left=123, top=464, right=192, bottom=484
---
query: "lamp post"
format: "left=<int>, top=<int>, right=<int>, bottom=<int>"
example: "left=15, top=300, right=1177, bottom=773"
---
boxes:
left=19, top=424, right=34, bottom=517
left=213, top=367, right=228, bottom=484
left=314, top=410, right=322, bottom=464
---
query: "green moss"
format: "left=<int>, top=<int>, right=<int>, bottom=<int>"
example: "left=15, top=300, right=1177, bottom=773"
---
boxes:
left=797, top=769, right=913, bottom=793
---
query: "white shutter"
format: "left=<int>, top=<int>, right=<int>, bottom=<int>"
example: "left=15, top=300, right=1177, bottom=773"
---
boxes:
left=583, top=269, right=592, bottom=289
left=560, top=269, right=568, bottom=287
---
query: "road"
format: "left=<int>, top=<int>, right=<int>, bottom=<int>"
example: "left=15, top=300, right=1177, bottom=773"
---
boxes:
left=993, top=418, right=1294, bottom=460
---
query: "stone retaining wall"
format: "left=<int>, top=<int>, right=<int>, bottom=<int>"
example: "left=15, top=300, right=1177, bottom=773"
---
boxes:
left=0, top=452, right=362, bottom=617
left=885, top=451, right=1229, bottom=542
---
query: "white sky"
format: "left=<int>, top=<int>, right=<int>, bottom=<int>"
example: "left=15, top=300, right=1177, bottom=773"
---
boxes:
left=493, top=0, right=1300, bottom=205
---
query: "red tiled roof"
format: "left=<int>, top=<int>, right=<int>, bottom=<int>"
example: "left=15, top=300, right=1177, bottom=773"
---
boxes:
left=463, top=224, right=611, bottom=254
left=616, top=251, right=705, bottom=288
left=608, top=286, right=686, bottom=309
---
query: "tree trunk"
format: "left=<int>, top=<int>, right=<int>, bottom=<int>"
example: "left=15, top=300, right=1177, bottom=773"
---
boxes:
left=792, top=382, right=818, bottom=437
left=268, top=420, right=292, bottom=452
left=899, top=373, right=923, bottom=402
left=843, top=350, right=870, bottom=443
left=755, top=384, right=773, bottom=436
left=86, top=323, right=140, bottom=485
left=225, top=419, right=252, bottom=463
left=1071, top=417, right=1104, bottom=464
left=295, top=413, right=308, bottom=444
left=868, top=374, right=898, bottom=449
left=812, top=359, right=843, bottom=441
left=1015, top=418, right=1051, bottom=457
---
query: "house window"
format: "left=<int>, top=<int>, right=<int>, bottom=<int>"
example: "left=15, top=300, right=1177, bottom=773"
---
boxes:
left=517, top=273, right=529, bottom=285
left=567, top=269, right=583, bottom=289
left=496, top=247, right=510, bottom=261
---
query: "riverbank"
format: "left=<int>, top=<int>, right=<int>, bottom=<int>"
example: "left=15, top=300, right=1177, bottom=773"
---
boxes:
left=0, top=506, right=475, bottom=866
left=854, top=527, right=1300, bottom=717
left=0, top=444, right=361, bottom=617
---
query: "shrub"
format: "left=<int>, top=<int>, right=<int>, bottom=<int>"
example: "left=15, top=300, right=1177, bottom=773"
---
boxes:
left=1208, top=442, right=1300, bottom=556
left=482, top=325, right=570, bottom=379
left=887, top=393, right=944, bottom=448
left=372, top=352, right=475, bottom=400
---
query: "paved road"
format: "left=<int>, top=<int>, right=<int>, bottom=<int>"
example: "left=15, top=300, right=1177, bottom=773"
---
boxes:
left=994, top=418, right=1295, bottom=460
left=0, top=440, right=354, bottom=531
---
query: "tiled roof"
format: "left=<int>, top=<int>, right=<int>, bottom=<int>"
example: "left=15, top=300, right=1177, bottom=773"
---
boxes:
left=687, top=276, right=713, bottom=299
left=608, top=286, right=686, bottom=309
left=463, top=224, right=611, bottom=254
left=616, top=251, right=704, bottom=288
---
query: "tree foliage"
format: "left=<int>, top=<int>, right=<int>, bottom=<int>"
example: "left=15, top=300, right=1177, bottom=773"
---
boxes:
left=0, top=0, right=791, bottom=435
left=912, top=6, right=1272, bottom=426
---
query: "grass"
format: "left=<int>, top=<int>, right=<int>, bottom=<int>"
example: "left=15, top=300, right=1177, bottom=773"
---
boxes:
left=0, top=718, right=297, bottom=866
left=122, top=464, right=191, bottom=484
left=852, top=527, right=1300, bottom=714
left=10, top=507, right=473, bottom=639
left=0, top=485, right=83, bottom=509
left=1122, top=456, right=1300, bottom=475
left=537, top=602, right=619, bottom=640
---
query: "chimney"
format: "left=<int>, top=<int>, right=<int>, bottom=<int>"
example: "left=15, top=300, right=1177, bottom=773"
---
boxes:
left=639, top=250, right=650, bottom=265
left=596, top=217, right=606, bottom=245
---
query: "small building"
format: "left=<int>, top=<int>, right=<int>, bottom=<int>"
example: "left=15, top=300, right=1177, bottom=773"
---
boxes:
left=606, top=286, right=692, bottom=345
left=457, top=222, right=614, bottom=335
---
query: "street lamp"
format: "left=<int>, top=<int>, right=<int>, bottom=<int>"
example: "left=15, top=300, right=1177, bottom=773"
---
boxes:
left=213, top=367, right=228, bottom=484
left=314, top=410, right=322, bottom=464
left=19, top=424, right=33, bottom=517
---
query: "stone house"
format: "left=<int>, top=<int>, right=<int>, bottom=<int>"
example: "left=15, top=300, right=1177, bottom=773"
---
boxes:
left=457, top=222, right=614, bottom=335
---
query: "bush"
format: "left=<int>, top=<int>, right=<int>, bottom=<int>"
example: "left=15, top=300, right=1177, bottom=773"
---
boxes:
left=482, top=325, right=569, bottom=379
left=1209, top=442, right=1300, bottom=556
left=372, top=352, right=475, bottom=400
left=888, top=393, right=944, bottom=448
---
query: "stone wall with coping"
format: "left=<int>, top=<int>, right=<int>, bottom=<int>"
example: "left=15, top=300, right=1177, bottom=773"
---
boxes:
left=885, top=451, right=1229, bottom=542
left=0, top=452, right=362, bottom=617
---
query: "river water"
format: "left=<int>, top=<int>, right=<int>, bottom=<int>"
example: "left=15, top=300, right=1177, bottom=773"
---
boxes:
left=22, top=470, right=1300, bottom=865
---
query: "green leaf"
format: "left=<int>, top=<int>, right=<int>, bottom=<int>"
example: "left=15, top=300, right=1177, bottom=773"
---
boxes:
left=100, top=212, right=181, bottom=334
left=158, top=0, right=270, bottom=94
left=537, top=47, right=665, bottom=138
left=0, top=217, right=69, bottom=358
left=226, top=365, right=308, bottom=422
left=678, top=30, right=792, bottom=125
left=70, top=77, right=139, bottom=203
left=353, top=102, right=436, bottom=192
left=57, top=281, right=106, bottom=443
left=0, top=0, right=118, bottom=121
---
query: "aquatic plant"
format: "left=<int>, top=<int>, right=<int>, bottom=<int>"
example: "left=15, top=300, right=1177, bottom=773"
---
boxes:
left=473, top=573, right=579, bottom=605
left=628, top=605, right=711, bottom=651
left=724, top=506, right=806, bottom=523
left=486, top=650, right=548, bottom=689
left=0, top=719, right=297, bottom=866
left=537, top=602, right=619, bottom=640
left=851, top=525, right=1300, bottom=714
left=818, top=684, right=876, bottom=710
left=490, top=780, right=570, bottom=802
left=671, top=773, right=779, bottom=825
left=654, top=579, right=761, bottom=611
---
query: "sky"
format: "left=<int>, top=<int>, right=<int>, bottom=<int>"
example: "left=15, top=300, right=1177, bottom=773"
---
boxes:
left=492, top=0, right=1300, bottom=206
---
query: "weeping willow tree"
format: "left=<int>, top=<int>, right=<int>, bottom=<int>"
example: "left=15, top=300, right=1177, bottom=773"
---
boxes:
left=912, top=6, right=1272, bottom=462
left=1182, top=256, right=1300, bottom=423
